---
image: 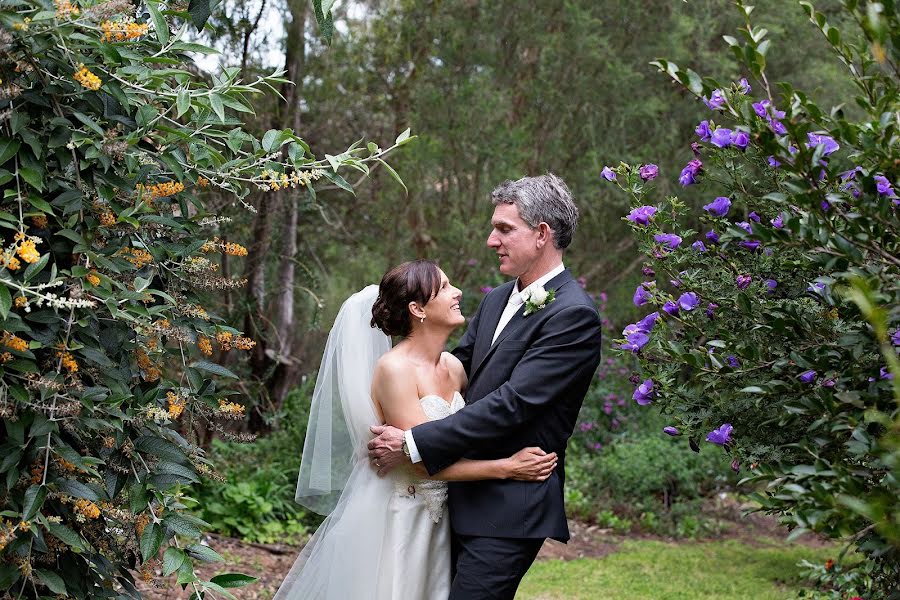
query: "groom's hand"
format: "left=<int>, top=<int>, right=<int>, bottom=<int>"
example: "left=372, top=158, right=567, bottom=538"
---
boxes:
left=368, top=425, right=408, bottom=476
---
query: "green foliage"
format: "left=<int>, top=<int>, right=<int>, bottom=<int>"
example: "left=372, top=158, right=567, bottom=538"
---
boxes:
left=0, top=1, right=406, bottom=597
left=196, top=382, right=322, bottom=544
left=606, top=1, right=898, bottom=595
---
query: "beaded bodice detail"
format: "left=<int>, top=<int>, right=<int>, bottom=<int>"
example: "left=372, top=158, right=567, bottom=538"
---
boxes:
left=395, top=392, right=465, bottom=523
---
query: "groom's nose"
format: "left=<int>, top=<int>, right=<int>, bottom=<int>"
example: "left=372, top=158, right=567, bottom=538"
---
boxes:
left=487, top=230, right=501, bottom=248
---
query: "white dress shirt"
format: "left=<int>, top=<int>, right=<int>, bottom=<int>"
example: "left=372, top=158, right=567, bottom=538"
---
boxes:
left=404, top=263, right=565, bottom=464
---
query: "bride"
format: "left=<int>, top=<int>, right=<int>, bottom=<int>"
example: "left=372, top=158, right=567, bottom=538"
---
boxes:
left=273, top=260, right=557, bottom=599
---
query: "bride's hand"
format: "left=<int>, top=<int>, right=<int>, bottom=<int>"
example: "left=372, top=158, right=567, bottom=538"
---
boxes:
left=504, top=447, right=557, bottom=481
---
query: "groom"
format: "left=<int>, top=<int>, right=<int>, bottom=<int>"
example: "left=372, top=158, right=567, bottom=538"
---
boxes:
left=368, top=173, right=603, bottom=599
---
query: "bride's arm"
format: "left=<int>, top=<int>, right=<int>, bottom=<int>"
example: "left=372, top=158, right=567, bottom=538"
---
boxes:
left=372, top=357, right=555, bottom=482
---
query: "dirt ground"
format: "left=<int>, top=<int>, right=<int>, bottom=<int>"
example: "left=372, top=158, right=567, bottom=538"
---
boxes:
left=136, top=495, right=829, bottom=599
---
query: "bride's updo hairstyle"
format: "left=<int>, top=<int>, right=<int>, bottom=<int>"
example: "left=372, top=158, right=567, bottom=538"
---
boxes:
left=371, top=260, right=441, bottom=337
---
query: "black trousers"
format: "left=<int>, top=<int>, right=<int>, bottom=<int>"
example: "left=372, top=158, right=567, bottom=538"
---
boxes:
left=449, top=533, right=545, bottom=600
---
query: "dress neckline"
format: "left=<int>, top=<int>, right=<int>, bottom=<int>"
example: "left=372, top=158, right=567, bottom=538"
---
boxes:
left=419, top=390, right=463, bottom=408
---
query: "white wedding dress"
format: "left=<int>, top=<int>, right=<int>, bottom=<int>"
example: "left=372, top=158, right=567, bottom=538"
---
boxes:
left=274, top=392, right=464, bottom=599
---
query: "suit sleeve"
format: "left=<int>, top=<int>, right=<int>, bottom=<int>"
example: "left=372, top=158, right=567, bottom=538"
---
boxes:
left=413, top=303, right=603, bottom=475
left=450, top=294, right=485, bottom=374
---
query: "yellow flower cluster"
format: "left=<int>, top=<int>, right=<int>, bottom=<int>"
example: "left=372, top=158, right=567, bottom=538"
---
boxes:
left=75, top=499, right=101, bottom=519
left=73, top=65, right=101, bottom=91
left=218, top=399, right=245, bottom=417
left=98, top=211, right=116, bottom=227
left=31, top=215, right=48, bottom=229
left=117, top=247, right=153, bottom=268
left=135, top=348, right=161, bottom=382
left=0, top=352, right=13, bottom=363
left=101, top=19, right=149, bottom=42
left=197, top=335, right=212, bottom=356
left=16, top=238, right=40, bottom=264
left=29, top=463, right=44, bottom=485
left=86, top=271, right=101, bottom=286
left=137, top=181, right=185, bottom=199
left=56, top=350, right=79, bottom=373
left=54, top=0, right=79, bottom=19
left=196, top=176, right=209, bottom=187
left=182, top=304, right=209, bottom=320
left=214, top=331, right=256, bottom=352
left=13, top=18, right=31, bottom=31
left=258, top=168, right=324, bottom=192
left=135, top=513, right=150, bottom=537
left=55, top=457, right=77, bottom=473
left=0, top=251, right=20, bottom=271
left=200, top=236, right=248, bottom=256
left=1, top=331, right=28, bottom=352
left=14, top=296, right=26, bottom=308
left=0, top=521, right=17, bottom=553
left=166, top=391, right=185, bottom=419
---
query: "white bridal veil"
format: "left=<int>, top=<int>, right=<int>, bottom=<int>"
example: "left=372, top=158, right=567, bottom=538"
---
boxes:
left=275, top=285, right=397, bottom=599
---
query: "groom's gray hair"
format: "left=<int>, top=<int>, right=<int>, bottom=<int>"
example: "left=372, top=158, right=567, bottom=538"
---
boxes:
left=491, top=173, right=579, bottom=249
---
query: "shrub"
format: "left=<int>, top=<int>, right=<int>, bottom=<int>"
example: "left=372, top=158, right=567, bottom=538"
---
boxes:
left=0, top=1, right=408, bottom=597
left=603, top=0, right=898, bottom=594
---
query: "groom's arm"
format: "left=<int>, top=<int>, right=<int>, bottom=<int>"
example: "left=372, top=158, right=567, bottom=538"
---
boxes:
left=413, top=304, right=603, bottom=475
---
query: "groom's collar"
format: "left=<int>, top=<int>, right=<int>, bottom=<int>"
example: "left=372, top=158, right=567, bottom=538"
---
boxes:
left=515, top=263, right=565, bottom=294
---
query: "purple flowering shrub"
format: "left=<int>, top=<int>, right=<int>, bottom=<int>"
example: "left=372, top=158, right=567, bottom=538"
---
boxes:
left=603, top=2, right=899, bottom=593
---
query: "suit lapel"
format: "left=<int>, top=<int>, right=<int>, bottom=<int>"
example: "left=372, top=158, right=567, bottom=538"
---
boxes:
left=469, top=269, right=574, bottom=384
left=470, top=281, right=515, bottom=376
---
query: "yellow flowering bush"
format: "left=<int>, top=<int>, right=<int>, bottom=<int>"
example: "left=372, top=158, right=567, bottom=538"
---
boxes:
left=0, top=0, right=412, bottom=597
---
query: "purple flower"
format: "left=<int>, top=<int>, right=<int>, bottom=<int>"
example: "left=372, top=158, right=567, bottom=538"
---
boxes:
left=670, top=278, right=681, bottom=288
left=726, top=355, right=740, bottom=368
left=740, top=240, right=761, bottom=252
left=738, top=78, right=751, bottom=94
left=737, top=221, right=753, bottom=234
left=711, top=128, right=732, bottom=148
left=799, top=370, right=817, bottom=384
left=736, top=274, right=752, bottom=290
left=769, top=119, right=788, bottom=135
left=635, top=311, right=660, bottom=332
left=749, top=211, right=761, bottom=223
left=767, top=155, right=781, bottom=168
left=642, top=265, right=655, bottom=277
left=731, top=130, right=750, bottom=150
left=752, top=100, right=770, bottom=118
left=765, top=279, right=777, bottom=293
left=654, top=233, right=683, bottom=250
left=692, top=240, right=707, bottom=252
left=820, top=200, right=830, bottom=211
left=880, top=367, right=893, bottom=380
left=591, top=442, right=602, bottom=451
left=679, top=159, right=703, bottom=186
left=626, top=205, right=657, bottom=226
left=633, top=378, right=655, bottom=405
left=705, top=230, right=720, bottom=244
left=892, top=329, right=900, bottom=347
left=703, top=196, right=731, bottom=217
left=705, top=302, right=719, bottom=318
left=703, top=89, right=726, bottom=110
left=678, top=292, right=700, bottom=311
left=662, top=300, right=679, bottom=316
left=808, top=281, right=826, bottom=295
left=731, top=459, right=741, bottom=473
left=603, top=402, right=613, bottom=415
left=691, top=142, right=702, bottom=157
left=695, top=120, right=712, bottom=141
left=706, top=423, right=733, bottom=445
left=806, top=132, right=840, bottom=156
left=771, top=214, right=784, bottom=229
left=822, top=378, right=836, bottom=388
left=619, top=332, right=650, bottom=353
left=633, top=283, right=653, bottom=307
left=875, top=175, right=897, bottom=198
left=663, top=426, right=680, bottom=436
left=480, top=286, right=494, bottom=294
left=579, top=422, right=595, bottom=432
left=639, top=164, right=659, bottom=181
left=601, top=166, right=616, bottom=181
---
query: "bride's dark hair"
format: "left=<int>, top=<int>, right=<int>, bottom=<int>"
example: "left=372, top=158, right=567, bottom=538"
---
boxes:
left=371, top=260, right=441, bottom=337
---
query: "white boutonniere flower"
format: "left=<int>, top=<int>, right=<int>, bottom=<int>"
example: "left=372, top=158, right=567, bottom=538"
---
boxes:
left=522, top=285, right=555, bottom=316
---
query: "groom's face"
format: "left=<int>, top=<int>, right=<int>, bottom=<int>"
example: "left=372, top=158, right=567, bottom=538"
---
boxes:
left=487, top=203, right=539, bottom=278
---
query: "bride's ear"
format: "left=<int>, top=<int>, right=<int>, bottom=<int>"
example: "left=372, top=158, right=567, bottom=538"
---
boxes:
left=408, top=301, right=426, bottom=322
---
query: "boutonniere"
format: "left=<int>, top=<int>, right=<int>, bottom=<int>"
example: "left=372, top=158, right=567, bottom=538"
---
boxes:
left=522, top=285, right=555, bottom=316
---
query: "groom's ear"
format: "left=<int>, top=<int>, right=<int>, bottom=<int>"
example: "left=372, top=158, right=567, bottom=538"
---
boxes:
left=535, top=222, right=552, bottom=248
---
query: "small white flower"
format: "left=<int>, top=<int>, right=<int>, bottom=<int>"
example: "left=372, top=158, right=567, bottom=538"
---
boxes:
left=528, top=286, right=549, bottom=305
left=522, top=285, right=555, bottom=316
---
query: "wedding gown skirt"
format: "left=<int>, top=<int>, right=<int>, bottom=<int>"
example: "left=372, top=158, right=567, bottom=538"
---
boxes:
left=273, top=392, right=465, bottom=599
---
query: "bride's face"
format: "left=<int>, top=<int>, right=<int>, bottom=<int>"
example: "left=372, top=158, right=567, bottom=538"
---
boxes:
left=422, top=270, right=464, bottom=328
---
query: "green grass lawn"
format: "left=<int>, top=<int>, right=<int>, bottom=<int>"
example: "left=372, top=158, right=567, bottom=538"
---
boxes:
left=518, top=538, right=832, bottom=599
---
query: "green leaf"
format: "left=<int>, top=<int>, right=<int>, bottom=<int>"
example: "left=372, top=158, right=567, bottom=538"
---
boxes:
left=134, top=436, right=187, bottom=462
left=176, top=559, right=197, bottom=585
left=191, top=360, right=238, bottom=379
left=209, top=94, right=226, bottom=123
left=163, top=511, right=202, bottom=538
left=55, top=479, right=101, bottom=501
left=395, top=127, right=411, bottom=145
left=23, top=484, right=47, bottom=520
left=312, top=0, right=335, bottom=45
left=72, top=112, right=105, bottom=136
left=376, top=158, right=407, bottom=194
left=140, top=522, right=164, bottom=561
left=186, top=543, right=223, bottom=562
left=262, top=129, right=280, bottom=153
left=34, top=569, right=66, bottom=594
left=187, top=0, right=213, bottom=30
left=210, top=573, right=258, bottom=588
left=176, top=89, right=191, bottom=118
left=0, top=137, right=21, bottom=166
left=0, top=563, right=19, bottom=589
left=0, top=283, right=11, bottom=320
left=23, top=253, right=49, bottom=282
left=147, top=0, right=169, bottom=46
left=19, top=166, right=43, bottom=192
left=162, top=546, right=186, bottom=576
left=46, top=521, right=86, bottom=551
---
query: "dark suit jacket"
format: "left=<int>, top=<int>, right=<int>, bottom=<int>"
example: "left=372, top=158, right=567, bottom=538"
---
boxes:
left=411, top=269, right=603, bottom=542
